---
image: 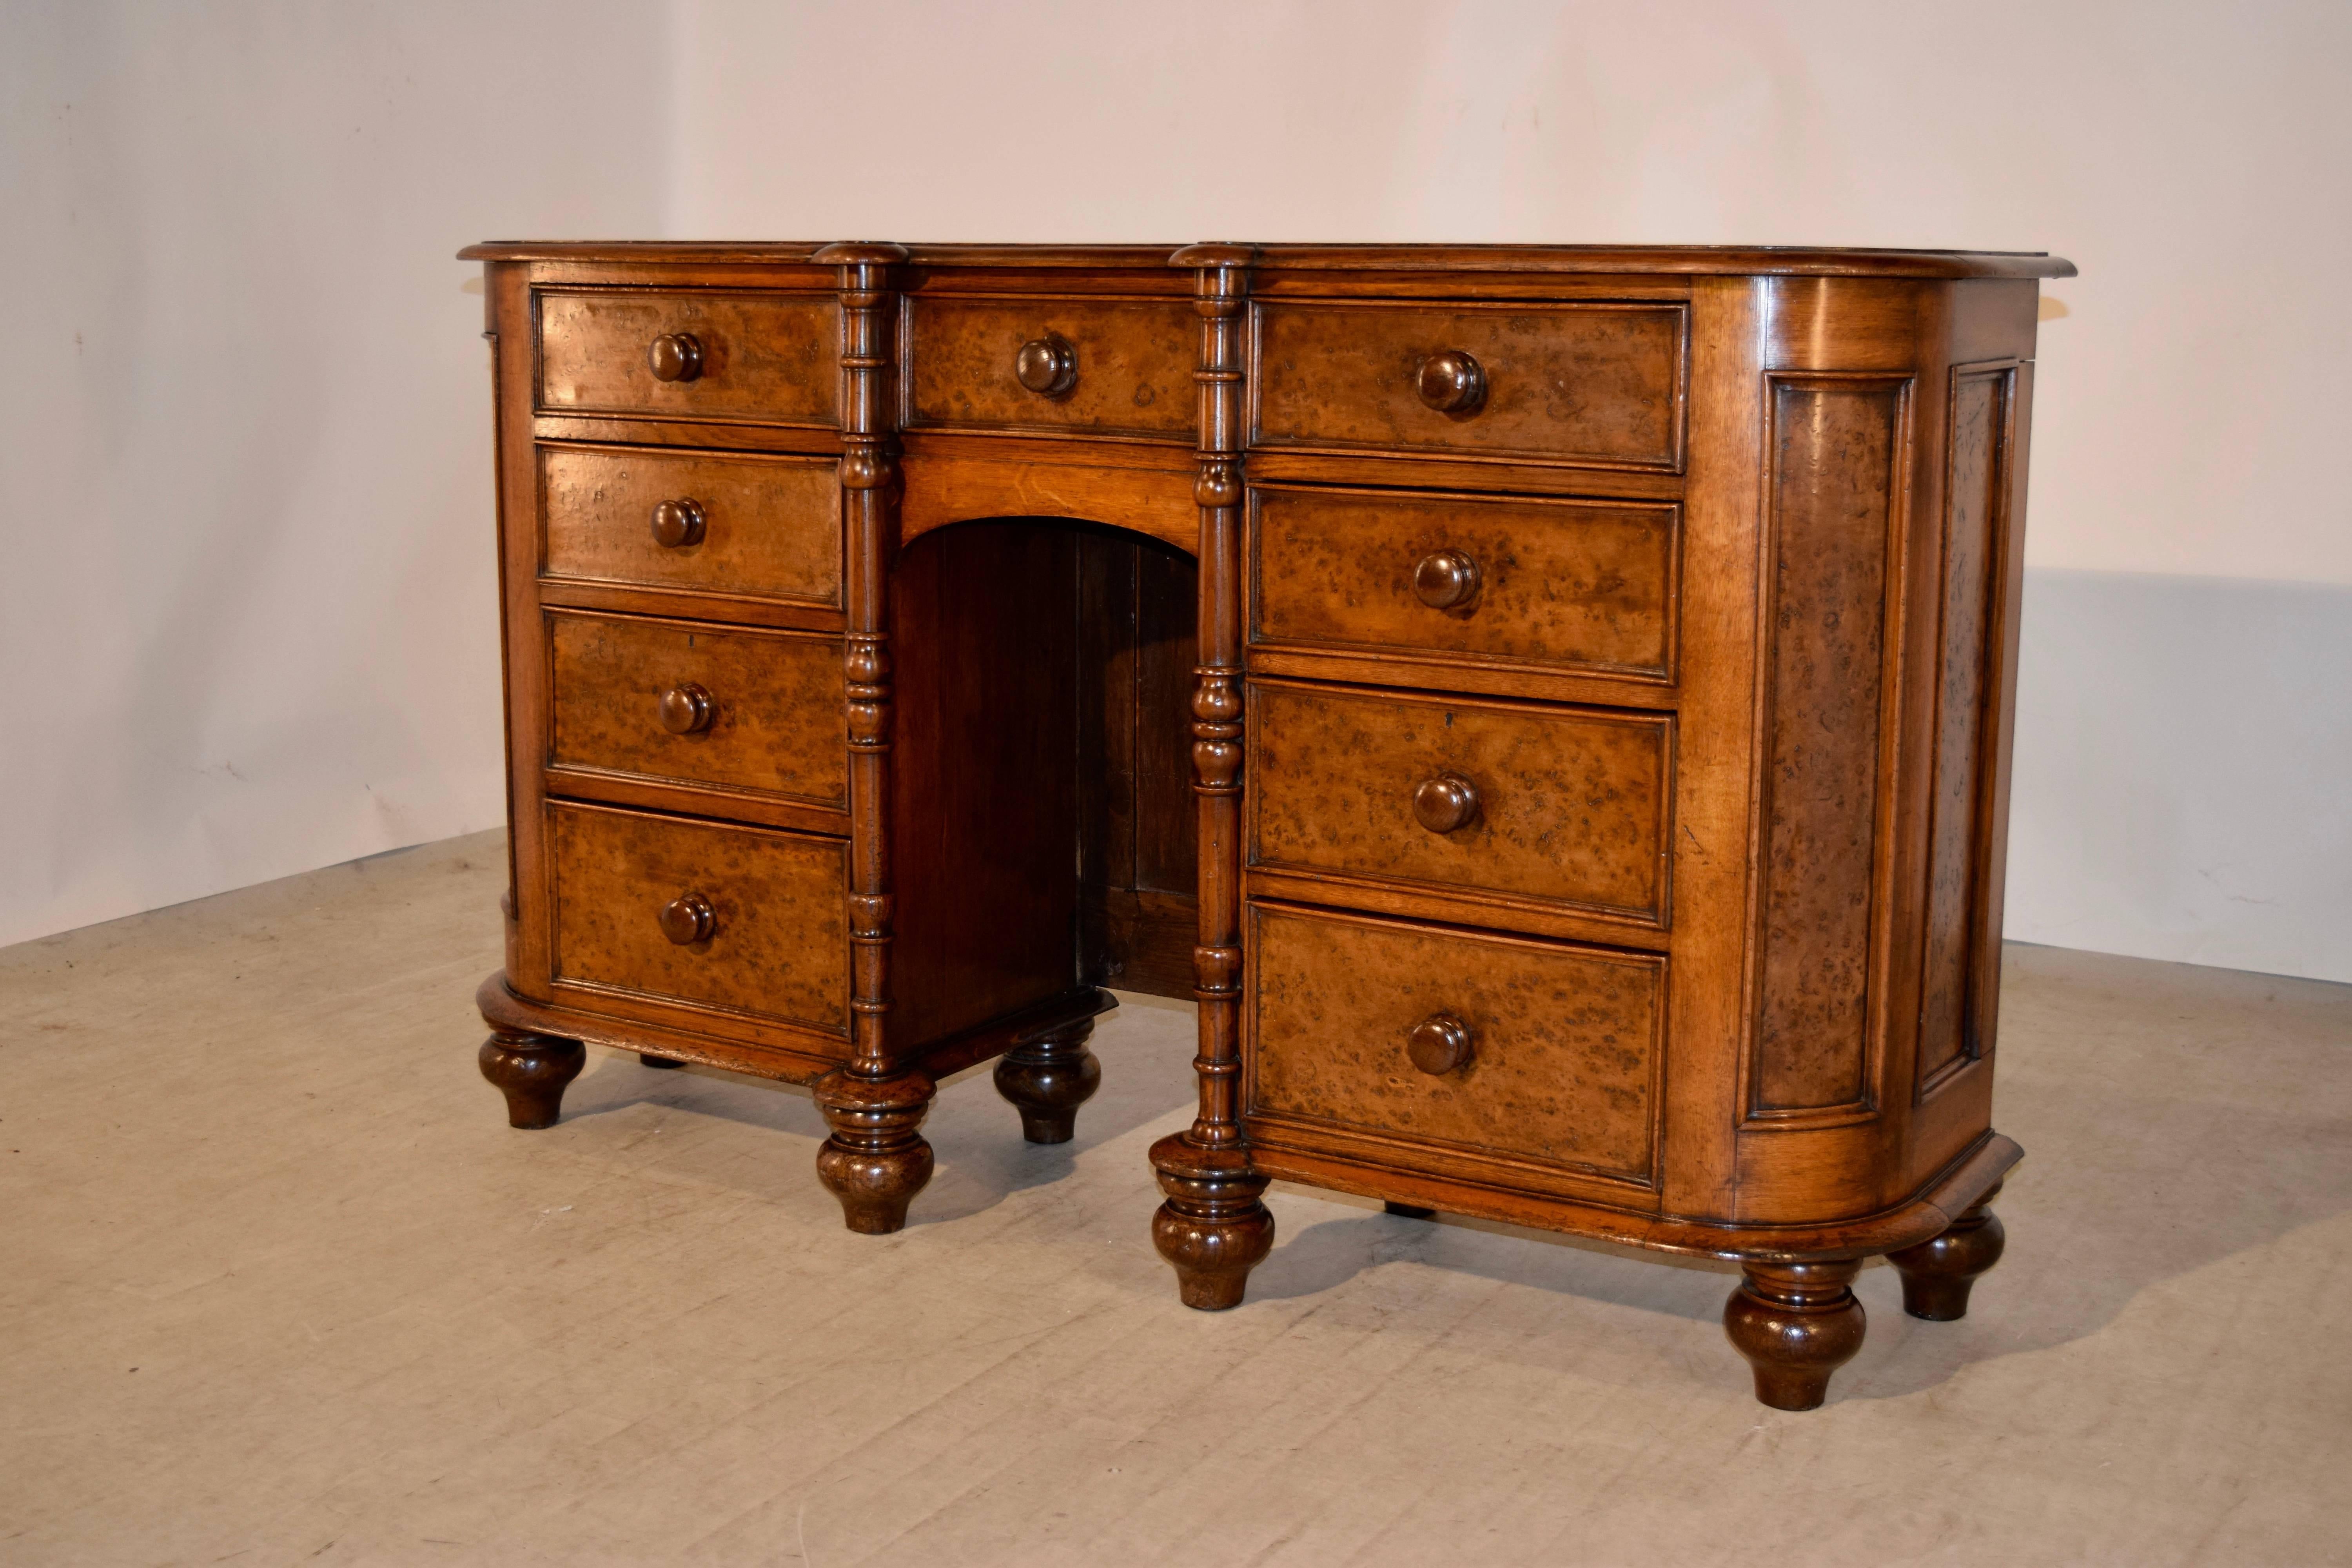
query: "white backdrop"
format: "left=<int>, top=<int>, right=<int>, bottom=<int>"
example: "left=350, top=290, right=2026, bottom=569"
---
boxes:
left=5, top=0, right=2347, bottom=979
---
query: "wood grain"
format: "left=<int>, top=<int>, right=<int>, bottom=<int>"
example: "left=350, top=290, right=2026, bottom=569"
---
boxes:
left=1253, top=300, right=1686, bottom=469
left=1916, top=365, right=2014, bottom=1093
left=540, top=443, right=841, bottom=606
left=905, top=295, right=1196, bottom=439
left=548, top=801, right=849, bottom=1034
left=544, top=609, right=845, bottom=808
left=1251, top=484, right=1679, bottom=681
left=1248, top=679, right=1672, bottom=926
left=537, top=289, right=837, bottom=424
left=1247, top=902, right=1663, bottom=1184
left=1749, top=376, right=1908, bottom=1117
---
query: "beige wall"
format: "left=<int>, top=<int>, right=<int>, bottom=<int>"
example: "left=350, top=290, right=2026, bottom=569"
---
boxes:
left=2, top=1, right=670, bottom=946
left=6, top=0, right=2346, bottom=977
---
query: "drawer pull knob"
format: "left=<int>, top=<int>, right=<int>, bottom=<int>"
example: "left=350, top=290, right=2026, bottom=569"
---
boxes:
left=657, top=891, right=716, bottom=946
left=649, top=498, right=706, bottom=548
left=1416, top=348, right=1485, bottom=414
left=658, top=683, right=713, bottom=735
left=1412, top=771, right=1481, bottom=834
left=1411, top=549, right=1481, bottom=610
left=648, top=332, right=703, bottom=383
left=1407, top=1012, right=1475, bottom=1076
left=1014, top=334, right=1079, bottom=398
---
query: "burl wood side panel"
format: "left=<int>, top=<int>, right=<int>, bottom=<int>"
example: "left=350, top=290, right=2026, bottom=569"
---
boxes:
left=1748, top=376, right=1909, bottom=1118
left=1917, top=365, right=2016, bottom=1093
left=1248, top=903, right=1663, bottom=1184
left=540, top=445, right=842, bottom=607
left=904, top=296, right=1196, bottom=440
left=1252, top=300, right=1686, bottom=469
left=537, top=290, right=837, bottom=425
left=548, top=802, right=849, bottom=1035
left=545, top=610, right=846, bottom=807
left=1249, top=680, right=1671, bottom=926
left=1251, top=484, right=1679, bottom=682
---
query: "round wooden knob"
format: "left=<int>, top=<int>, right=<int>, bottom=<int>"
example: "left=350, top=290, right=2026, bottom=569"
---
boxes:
left=1412, top=772, right=1480, bottom=834
left=658, top=683, right=713, bottom=735
left=657, top=891, right=715, bottom=945
left=648, top=332, right=703, bottom=383
left=1416, top=348, right=1485, bottom=414
left=649, top=498, right=705, bottom=548
left=1411, top=549, right=1481, bottom=610
left=1407, top=1012, right=1475, bottom=1075
left=1014, top=334, right=1078, bottom=397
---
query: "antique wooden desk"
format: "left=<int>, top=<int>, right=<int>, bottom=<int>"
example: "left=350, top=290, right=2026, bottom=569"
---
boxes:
left=460, top=240, right=2071, bottom=1409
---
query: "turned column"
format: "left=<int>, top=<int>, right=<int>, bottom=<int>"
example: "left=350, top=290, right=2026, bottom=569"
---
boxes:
left=1887, top=1181, right=2007, bottom=1320
left=1150, top=245, right=1274, bottom=1310
left=809, top=241, right=935, bottom=1236
left=1724, top=1259, right=1867, bottom=1411
left=995, top=1018, right=1103, bottom=1144
left=478, top=1029, right=585, bottom=1129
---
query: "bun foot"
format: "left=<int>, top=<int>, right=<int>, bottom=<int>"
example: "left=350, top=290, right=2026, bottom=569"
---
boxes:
left=478, top=1029, right=585, bottom=1129
left=639, top=1053, right=685, bottom=1070
left=1888, top=1183, right=2006, bottom=1321
left=993, top=1018, right=1102, bottom=1144
left=1724, top=1260, right=1866, bottom=1411
left=815, top=1069, right=936, bottom=1234
left=1150, top=1133, right=1274, bottom=1310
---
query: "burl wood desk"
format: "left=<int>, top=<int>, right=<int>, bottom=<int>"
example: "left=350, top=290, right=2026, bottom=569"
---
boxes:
left=460, top=240, right=2071, bottom=1410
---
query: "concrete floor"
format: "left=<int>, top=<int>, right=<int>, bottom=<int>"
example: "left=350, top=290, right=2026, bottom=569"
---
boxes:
left=3, top=832, right=2348, bottom=1566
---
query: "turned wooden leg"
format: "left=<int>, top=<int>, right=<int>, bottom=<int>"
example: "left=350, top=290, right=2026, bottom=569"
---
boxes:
left=639, top=1053, right=684, bottom=1070
left=1724, top=1259, right=1867, bottom=1411
left=1887, top=1182, right=2007, bottom=1321
left=993, top=1018, right=1102, bottom=1144
left=1384, top=1201, right=1437, bottom=1220
left=478, top=1029, right=585, bottom=1130
left=814, top=1069, right=935, bottom=1234
left=1150, top=1135, right=1274, bottom=1310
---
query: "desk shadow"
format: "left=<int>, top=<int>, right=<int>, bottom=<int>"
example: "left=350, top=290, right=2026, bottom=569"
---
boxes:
left=1248, top=1196, right=1737, bottom=1325
left=547, top=1009, right=1195, bottom=1225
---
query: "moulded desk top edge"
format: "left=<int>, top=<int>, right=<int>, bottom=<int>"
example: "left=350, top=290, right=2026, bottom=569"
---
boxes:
left=457, top=240, right=2078, bottom=279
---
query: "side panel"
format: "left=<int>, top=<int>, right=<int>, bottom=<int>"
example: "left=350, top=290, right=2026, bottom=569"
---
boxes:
left=1916, top=363, right=2017, bottom=1094
left=1747, top=374, right=1910, bottom=1118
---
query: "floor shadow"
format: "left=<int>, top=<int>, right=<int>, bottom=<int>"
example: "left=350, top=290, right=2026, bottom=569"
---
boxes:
left=1247, top=1194, right=1738, bottom=1325
left=545, top=1004, right=1197, bottom=1227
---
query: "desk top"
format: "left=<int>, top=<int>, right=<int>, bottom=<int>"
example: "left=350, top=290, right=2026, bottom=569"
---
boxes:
left=458, top=241, right=2075, bottom=279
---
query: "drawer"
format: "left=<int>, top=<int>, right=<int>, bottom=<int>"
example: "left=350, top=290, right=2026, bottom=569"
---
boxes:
left=1247, top=902, right=1662, bottom=1185
left=1252, top=300, right=1686, bottom=468
left=904, top=295, right=1196, bottom=439
left=537, top=289, right=837, bottom=425
left=548, top=803, right=849, bottom=1035
left=1248, top=681, right=1671, bottom=927
left=540, top=445, right=840, bottom=608
left=1251, top=485, right=1679, bottom=682
left=546, top=610, right=846, bottom=810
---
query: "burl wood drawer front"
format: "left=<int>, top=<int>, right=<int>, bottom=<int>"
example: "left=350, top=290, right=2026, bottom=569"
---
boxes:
left=546, top=610, right=846, bottom=809
left=1249, top=681, right=1672, bottom=927
left=1252, top=301, right=1686, bottom=469
left=1252, top=485, right=1679, bottom=682
left=549, top=803, right=849, bottom=1035
left=537, top=290, right=837, bottom=425
left=1248, top=903, right=1663, bottom=1186
left=904, top=296, right=1196, bottom=439
left=540, top=445, right=841, bottom=608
